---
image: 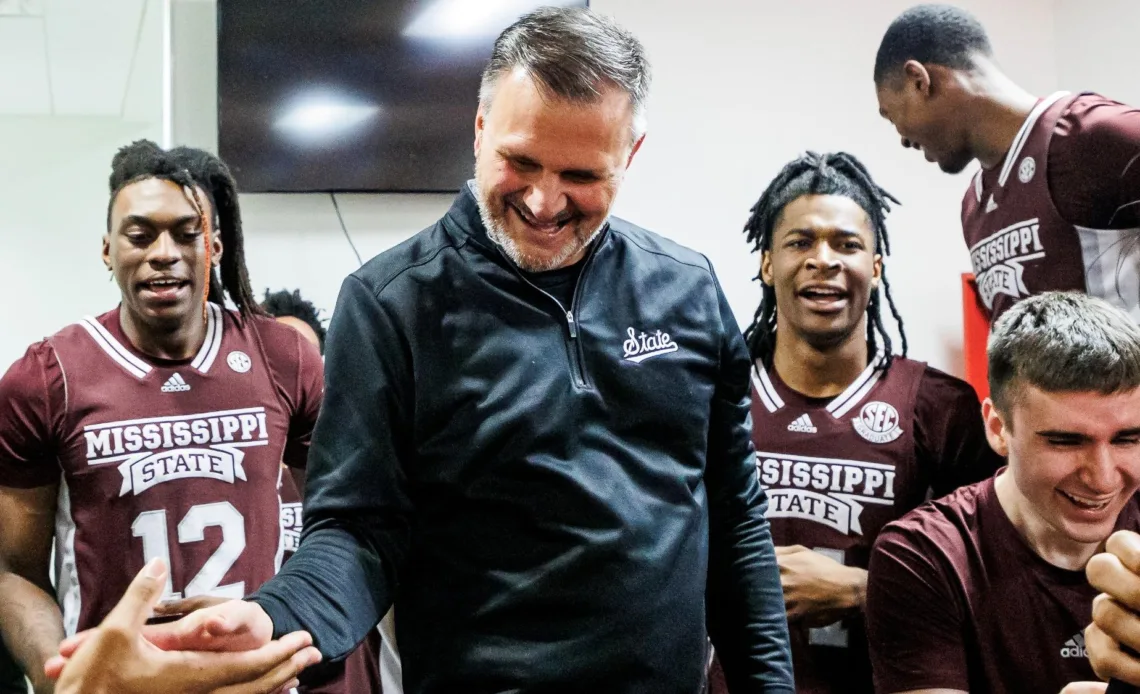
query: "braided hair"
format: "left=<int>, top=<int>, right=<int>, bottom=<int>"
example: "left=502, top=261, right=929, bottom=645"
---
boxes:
left=106, top=139, right=264, bottom=319
left=742, top=151, right=907, bottom=369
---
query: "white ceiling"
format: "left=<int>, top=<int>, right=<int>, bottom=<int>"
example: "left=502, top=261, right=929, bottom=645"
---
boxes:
left=0, top=0, right=156, bottom=116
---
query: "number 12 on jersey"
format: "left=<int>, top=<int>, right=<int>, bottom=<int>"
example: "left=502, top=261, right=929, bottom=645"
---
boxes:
left=131, top=501, right=247, bottom=600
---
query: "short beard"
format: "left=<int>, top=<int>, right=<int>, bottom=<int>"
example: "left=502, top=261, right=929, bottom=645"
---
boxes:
left=472, top=181, right=604, bottom=273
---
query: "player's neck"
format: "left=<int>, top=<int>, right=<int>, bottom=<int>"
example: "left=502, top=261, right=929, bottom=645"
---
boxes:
left=119, top=307, right=208, bottom=361
left=772, top=326, right=869, bottom=399
left=966, top=65, right=1040, bottom=170
left=994, top=470, right=1102, bottom=571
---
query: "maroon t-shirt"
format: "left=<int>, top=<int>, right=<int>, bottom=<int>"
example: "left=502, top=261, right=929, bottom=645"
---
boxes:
left=0, top=304, right=322, bottom=634
left=962, top=92, right=1140, bottom=323
left=743, top=355, right=1001, bottom=694
left=867, top=476, right=1140, bottom=693
left=279, top=475, right=384, bottom=694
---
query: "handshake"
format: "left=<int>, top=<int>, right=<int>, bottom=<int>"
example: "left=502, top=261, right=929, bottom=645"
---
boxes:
left=46, top=559, right=321, bottom=694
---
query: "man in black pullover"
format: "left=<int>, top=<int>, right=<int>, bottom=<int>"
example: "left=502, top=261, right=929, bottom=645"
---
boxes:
left=50, top=7, right=794, bottom=694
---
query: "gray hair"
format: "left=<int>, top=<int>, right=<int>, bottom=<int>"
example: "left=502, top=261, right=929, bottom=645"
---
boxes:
left=479, top=6, right=651, bottom=142
left=988, top=291, right=1140, bottom=414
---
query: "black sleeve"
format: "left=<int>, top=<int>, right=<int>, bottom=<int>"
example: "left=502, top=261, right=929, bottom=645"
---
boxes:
left=250, top=274, right=415, bottom=661
left=914, top=367, right=1003, bottom=499
left=704, top=272, right=796, bottom=693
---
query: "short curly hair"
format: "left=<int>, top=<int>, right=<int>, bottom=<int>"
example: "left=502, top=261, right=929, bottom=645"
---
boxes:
left=262, top=288, right=327, bottom=353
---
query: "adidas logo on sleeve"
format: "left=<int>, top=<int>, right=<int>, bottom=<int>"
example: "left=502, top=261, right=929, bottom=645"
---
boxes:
left=161, top=373, right=191, bottom=393
left=1060, top=633, right=1087, bottom=658
left=787, top=414, right=817, bottom=434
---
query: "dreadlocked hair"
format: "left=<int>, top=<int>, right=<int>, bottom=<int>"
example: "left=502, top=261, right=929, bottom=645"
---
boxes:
left=106, top=139, right=265, bottom=319
left=742, top=151, right=908, bottom=369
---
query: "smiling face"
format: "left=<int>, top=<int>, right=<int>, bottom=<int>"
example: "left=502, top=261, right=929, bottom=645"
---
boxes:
left=876, top=62, right=975, bottom=175
left=472, top=67, right=643, bottom=272
left=762, top=194, right=882, bottom=350
left=986, top=385, right=1140, bottom=553
left=104, top=177, right=221, bottom=332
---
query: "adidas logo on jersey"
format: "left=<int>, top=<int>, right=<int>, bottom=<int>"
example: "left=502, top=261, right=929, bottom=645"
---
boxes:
left=1061, top=632, right=1088, bottom=658
left=787, top=414, right=817, bottom=433
left=160, top=373, right=191, bottom=393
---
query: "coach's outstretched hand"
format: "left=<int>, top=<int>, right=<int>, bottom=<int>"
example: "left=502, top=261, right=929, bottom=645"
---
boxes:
left=44, top=559, right=320, bottom=694
left=1085, top=530, right=1140, bottom=686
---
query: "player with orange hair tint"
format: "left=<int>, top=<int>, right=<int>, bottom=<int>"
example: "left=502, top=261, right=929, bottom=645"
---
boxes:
left=0, top=141, right=375, bottom=694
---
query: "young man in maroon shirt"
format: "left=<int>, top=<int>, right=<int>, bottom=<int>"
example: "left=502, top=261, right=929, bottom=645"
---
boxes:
left=866, top=291, right=1140, bottom=693
left=874, top=5, right=1140, bottom=323
left=709, top=151, right=1000, bottom=693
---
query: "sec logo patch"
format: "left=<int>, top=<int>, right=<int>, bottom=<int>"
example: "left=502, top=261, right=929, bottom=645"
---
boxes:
left=227, top=350, right=252, bottom=373
left=853, top=401, right=903, bottom=444
left=1018, top=156, right=1036, bottom=184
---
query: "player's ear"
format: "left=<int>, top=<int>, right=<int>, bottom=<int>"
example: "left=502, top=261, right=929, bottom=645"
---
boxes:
left=760, top=250, right=774, bottom=286
left=871, top=253, right=882, bottom=291
left=903, top=60, right=932, bottom=97
left=102, top=234, right=112, bottom=272
left=981, top=397, right=1010, bottom=457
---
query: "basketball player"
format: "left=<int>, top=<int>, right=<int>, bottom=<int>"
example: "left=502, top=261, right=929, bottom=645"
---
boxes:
left=874, top=4, right=1140, bottom=323
left=865, top=291, right=1140, bottom=693
left=709, top=152, right=1000, bottom=693
left=0, top=140, right=324, bottom=694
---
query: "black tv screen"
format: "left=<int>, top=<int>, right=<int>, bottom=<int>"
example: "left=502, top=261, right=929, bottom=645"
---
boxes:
left=218, top=0, right=588, bottom=193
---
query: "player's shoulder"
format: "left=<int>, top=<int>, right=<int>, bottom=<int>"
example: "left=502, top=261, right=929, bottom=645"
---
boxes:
left=237, top=312, right=313, bottom=368
left=6, top=308, right=123, bottom=379
left=1057, top=92, right=1140, bottom=142
left=0, top=338, right=57, bottom=393
left=1063, top=92, right=1136, bottom=118
left=914, top=362, right=981, bottom=403
left=0, top=311, right=104, bottom=401
left=876, top=478, right=991, bottom=558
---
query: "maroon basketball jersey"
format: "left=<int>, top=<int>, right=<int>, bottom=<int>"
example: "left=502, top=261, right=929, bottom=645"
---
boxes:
left=0, top=304, right=322, bottom=636
left=749, top=354, right=927, bottom=694
left=867, top=477, right=1140, bottom=693
left=962, top=91, right=1140, bottom=323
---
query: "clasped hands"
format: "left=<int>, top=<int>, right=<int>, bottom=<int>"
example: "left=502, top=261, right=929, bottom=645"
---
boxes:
left=44, top=559, right=321, bottom=694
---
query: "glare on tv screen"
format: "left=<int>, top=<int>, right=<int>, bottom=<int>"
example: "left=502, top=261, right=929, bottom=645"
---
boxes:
left=217, top=0, right=588, bottom=193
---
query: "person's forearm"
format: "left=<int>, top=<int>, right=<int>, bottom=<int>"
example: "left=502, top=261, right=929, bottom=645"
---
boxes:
left=708, top=509, right=796, bottom=692
left=250, top=523, right=395, bottom=661
left=0, top=572, right=65, bottom=693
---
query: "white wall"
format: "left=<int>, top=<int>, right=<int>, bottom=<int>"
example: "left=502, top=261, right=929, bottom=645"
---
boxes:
left=1054, top=0, right=1140, bottom=106
left=0, top=0, right=164, bottom=369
